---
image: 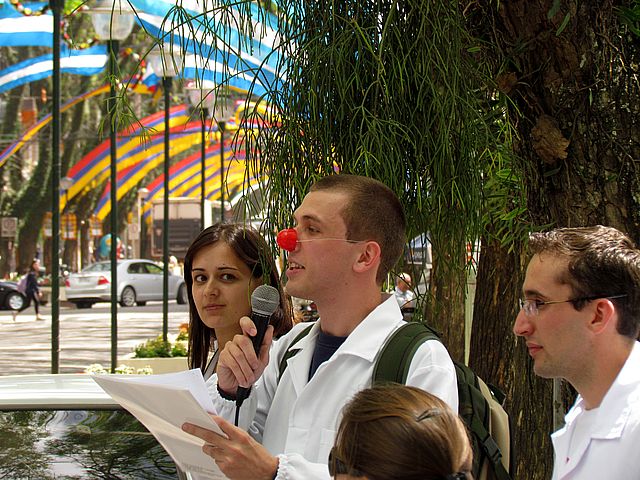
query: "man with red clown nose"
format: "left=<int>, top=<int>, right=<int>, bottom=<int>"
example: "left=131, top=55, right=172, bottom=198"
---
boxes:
left=182, top=174, right=457, bottom=480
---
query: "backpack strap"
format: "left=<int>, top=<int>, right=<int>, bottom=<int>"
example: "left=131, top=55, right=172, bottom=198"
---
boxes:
left=277, top=323, right=315, bottom=381
left=372, top=322, right=438, bottom=385
left=471, top=412, right=512, bottom=480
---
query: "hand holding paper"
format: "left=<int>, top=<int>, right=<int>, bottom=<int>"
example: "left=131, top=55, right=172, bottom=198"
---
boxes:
left=182, top=416, right=280, bottom=480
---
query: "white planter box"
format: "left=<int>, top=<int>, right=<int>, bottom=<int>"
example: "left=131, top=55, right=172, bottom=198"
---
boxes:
left=118, top=357, right=189, bottom=374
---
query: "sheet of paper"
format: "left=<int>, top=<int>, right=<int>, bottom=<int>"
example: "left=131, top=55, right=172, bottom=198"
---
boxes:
left=93, top=370, right=227, bottom=479
left=106, top=369, right=216, bottom=412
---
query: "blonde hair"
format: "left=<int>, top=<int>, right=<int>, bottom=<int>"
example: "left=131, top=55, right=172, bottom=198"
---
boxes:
left=332, top=385, right=473, bottom=480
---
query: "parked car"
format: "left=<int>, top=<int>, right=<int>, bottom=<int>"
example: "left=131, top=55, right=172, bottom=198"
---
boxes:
left=0, top=280, right=26, bottom=311
left=65, top=259, right=188, bottom=309
left=0, top=374, right=186, bottom=479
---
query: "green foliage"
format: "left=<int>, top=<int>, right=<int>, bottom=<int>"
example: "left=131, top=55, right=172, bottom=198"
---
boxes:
left=133, top=335, right=187, bottom=358
left=134, top=336, right=172, bottom=358
left=616, top=1, right=640, bottom=37
left=64, top=0, right=85, bottom=15
left=239, top=1, right=502, bottom=283
left=482, top=164, right=530, bottom=253
left=170, top=341, right=188, bottom=357
left=176, top=329, right=188, bottom=341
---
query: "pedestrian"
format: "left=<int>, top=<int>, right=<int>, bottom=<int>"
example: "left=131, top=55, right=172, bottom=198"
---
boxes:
left=13, top=259, right=43, bottom=321
left=513, top=225, right=640, bottom=479
left=182, top=223, right=294, bottom=380
left=182, top=174, right=457, bottom=479
left=394, top=272, right=416, bottom=320
left=169, top=255, right=182, bottom=277
left=330, top=385, right=473, bottom=480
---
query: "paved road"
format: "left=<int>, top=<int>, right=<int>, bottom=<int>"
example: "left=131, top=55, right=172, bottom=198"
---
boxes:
left=0, top=301, right=189, bottom=376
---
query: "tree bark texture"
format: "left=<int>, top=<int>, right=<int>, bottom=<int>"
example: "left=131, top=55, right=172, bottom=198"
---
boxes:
left=426, top=247, right=467, bottom=363
left=491, top=1, right=640, bottom=233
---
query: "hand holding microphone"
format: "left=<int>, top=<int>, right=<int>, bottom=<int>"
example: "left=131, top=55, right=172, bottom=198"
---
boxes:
left=234, top=284, right=280, bottom=407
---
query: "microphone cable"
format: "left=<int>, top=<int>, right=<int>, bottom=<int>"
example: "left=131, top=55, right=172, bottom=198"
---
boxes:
left=234, top=404, right=241, bottom=427
left=234, top=385, right=251, bottom=426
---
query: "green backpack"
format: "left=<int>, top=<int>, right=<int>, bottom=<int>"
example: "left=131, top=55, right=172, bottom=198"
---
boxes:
left=278, top=322, right=514, bottom=480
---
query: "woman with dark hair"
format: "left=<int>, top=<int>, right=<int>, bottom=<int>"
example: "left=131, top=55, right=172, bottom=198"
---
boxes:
left=183, top=223, right=293, bottom=380
left=330, top=385, right=473, bottom=480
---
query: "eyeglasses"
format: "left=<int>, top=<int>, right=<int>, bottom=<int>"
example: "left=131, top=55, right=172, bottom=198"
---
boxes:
left=328, top=447, right=365, bottom=477
left=519, top=294, right=627, bottom=317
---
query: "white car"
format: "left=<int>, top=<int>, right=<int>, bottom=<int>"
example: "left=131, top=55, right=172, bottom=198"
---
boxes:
left=65, top=259, right=188, bottom=309
left=0, top=374, right=186, bottom=479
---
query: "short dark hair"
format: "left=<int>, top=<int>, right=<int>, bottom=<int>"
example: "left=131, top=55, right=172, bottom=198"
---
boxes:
left=332, top=385, right=473, bottom=480
left=310, top=175, right=406, bottom=284
left=183, top=223, right=293, bottom=372
left=529, top=225, right=640, bottom=339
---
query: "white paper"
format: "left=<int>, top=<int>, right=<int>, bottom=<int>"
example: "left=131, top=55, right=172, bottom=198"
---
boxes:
left=93, top=369, right=228, bottom=479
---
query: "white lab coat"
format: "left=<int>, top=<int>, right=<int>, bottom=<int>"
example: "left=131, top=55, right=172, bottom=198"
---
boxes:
left=209, top=294, right=458, bottom=480
left=551, top=341, right=640, bottom=479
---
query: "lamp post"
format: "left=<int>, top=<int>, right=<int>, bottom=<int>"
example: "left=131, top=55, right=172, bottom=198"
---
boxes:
left=185, top=81, right=216, bottom=230
left=149, top=46, right=184, bottom=343
left=50, top=0, right=63, bottom=374
left=88, top=0, right=134, bottom=372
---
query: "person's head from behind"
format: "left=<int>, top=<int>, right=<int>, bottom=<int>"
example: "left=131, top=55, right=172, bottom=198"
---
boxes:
left=183, top=223, right=292, bottom=371
left=31, top=259, right=40, bottom=272
left=306, top=175, right=406, bottom=285
left=330, top=385, right=473, bottom=480
left=514, top=225, right=640, bottom=380
left=396, top=272, right=412, bottom=292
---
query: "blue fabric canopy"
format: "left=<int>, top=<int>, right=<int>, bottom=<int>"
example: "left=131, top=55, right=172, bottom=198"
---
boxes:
left=0, top=45, right=108, bottom=94
left=0, top=1, right=53, bottom=47
left=0, top=0, right=286, bottom=97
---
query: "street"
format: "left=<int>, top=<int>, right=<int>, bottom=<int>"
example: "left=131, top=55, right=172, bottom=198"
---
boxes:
left=0, top=301, right=189, bottom=376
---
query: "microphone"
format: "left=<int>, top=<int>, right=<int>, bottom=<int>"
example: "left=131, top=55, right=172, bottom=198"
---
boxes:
left=235, top=284, right=280, bottom=406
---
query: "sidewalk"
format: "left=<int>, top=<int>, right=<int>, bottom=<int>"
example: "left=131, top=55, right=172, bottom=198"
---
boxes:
left=0, top=304, right=189, bottom=376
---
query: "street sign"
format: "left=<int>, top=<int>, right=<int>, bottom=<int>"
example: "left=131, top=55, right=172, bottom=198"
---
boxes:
left=0, top=217, right=17, bottom=238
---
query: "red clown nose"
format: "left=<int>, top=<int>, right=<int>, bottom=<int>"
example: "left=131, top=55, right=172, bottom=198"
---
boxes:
left=277, top=228, right=298, bottom=252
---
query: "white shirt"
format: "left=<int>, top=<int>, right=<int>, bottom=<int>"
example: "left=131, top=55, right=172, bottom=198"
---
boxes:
left=208, top=294, right=458, bottom=480
left=551, top=341, right=640, bottom=479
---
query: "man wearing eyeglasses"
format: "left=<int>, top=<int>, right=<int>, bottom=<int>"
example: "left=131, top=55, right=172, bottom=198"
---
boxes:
left=513, top=225, right=640, bottom=480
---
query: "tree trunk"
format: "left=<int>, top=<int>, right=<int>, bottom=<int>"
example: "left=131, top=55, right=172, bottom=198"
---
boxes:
left=0, top=80, right=26, bottom=278
left=16, top=127, right=51, bottom=272
left=426, top=245, right=467, bottom=362
left=472, top=235, right=554, bottom=479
